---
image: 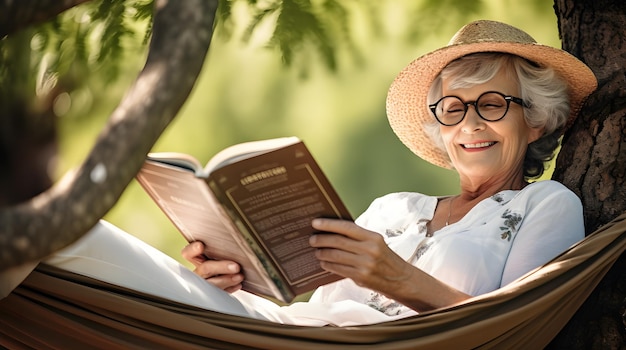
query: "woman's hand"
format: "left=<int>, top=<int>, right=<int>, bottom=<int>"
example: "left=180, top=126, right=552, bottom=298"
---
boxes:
left=181, top=241, right=244, bottom=293
left=310, top=218, right=470, bottom=311
left=309, top=218, right=414, bottom=296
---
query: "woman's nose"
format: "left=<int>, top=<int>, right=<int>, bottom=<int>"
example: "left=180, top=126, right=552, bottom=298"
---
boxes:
left=461, top=106, right=486, bottom=133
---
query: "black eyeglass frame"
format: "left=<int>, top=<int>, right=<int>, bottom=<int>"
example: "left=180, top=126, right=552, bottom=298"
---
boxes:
left=428, top=91, right=529, bottom=126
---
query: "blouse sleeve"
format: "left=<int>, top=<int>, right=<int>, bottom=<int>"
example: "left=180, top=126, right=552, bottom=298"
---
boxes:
left=500, top=181, right=585, bottom=286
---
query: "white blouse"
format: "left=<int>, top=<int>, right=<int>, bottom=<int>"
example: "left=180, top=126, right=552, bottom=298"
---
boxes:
left=279, top=180, right=585, bottom=324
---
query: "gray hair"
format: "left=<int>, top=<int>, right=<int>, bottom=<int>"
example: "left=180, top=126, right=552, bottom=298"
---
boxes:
left=425, top=52, right=570, bottom=179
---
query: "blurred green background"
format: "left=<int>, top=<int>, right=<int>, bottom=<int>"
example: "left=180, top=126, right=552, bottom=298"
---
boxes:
left=52, top=0, right=560, bottom=266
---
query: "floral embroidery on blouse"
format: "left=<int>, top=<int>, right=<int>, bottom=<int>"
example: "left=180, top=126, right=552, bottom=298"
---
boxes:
left=491, top=193, right=512, bottom=205
left=418, top=224, right=427, bottom=234
left=385, top=228, right=404, bottom=238
left=500, top=209, right=522, bottom=241
left=365, top=292, right=405, bottom=315
left=492, top=193, right=504, bottom=203
left=414, top=240, right=433, bottom=261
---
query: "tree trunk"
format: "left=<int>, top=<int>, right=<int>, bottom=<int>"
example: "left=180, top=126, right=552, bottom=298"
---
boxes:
left=551, top=0, right=626, bottom=348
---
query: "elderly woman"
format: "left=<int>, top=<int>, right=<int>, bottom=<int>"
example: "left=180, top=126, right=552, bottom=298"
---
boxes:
left=182, top=20, right=597, bottom=322
left=2, top=20, right=597, bottom=327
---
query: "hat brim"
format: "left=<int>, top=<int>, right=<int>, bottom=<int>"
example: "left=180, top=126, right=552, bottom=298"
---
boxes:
left=386, top=41, right=597, bottom=169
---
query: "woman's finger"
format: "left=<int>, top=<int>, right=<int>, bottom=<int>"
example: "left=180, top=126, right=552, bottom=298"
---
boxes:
left=194, top=259, right=240, bottom=279
left=205, top=272, right=244, bottom=292
left=181, top=241, right=207, bottom=267
left=194, top=259, right=244, bottom=292
left=312, top=218, right=377, bottom=241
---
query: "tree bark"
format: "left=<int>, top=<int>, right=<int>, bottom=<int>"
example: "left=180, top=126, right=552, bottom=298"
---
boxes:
left=0, top=0, right=218, bottom=269
left=551, top=0, right=626, bottom=348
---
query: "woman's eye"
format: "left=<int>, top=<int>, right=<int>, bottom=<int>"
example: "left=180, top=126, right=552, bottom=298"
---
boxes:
left=445, top=103, right=464, bottom=113
left=480, top=101, right=504, bottom=109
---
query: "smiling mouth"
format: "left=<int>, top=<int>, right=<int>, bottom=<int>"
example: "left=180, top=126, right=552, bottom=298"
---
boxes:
left=462, top=141, right=496, bottom=149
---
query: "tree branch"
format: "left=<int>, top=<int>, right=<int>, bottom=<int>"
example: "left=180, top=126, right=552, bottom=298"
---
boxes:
left=0, top=0, right=92, bottom=37
left=0, top=0, right=218, bottom=269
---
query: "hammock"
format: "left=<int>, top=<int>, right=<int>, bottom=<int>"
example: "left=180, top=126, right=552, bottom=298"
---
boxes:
left=1, top=212, right=625, bottom=350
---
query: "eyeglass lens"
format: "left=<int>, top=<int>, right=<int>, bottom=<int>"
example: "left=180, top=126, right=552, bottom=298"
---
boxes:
left=433, top=92, right=511, bottom=126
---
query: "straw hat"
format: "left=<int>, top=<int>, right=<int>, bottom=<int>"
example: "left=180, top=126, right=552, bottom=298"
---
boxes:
left=386, top=20, right=597, bottom=169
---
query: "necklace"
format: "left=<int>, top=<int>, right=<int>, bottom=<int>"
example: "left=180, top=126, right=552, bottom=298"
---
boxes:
left=445, top=196, right=456, bottom=226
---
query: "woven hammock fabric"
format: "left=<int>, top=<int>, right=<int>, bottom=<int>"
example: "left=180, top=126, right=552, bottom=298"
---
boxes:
left=1, top=212, right=625, bottom=350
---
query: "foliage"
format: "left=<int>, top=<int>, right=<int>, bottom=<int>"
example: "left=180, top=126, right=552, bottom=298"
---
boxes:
left=93, top=0, right=153, bottom=81
left=219, top=0, right=485, bottom=74
left=0, top=0, right=153, bottom=102
left=222, top=0, right=356, bottom=76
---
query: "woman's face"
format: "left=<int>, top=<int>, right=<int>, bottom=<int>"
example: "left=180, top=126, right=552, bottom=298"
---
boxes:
left=439, top=67, right=544, bottom=185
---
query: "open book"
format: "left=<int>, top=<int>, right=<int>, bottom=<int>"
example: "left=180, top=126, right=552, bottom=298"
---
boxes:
left=135, top=137, right=352, bottom=303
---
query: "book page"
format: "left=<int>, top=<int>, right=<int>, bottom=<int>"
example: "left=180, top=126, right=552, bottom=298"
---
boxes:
left=136, top=162, right=283, bottom=300
left=203, top=137, right=301, bottom=175
left=146, top=152, right=204, bottom=176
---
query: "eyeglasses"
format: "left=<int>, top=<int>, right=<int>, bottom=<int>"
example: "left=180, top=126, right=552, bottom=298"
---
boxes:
left=429, top=91, right=528, bottom=126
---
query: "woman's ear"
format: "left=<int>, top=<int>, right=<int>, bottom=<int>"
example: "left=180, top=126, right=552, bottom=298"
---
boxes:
left=528, top=126, right=545, bottom=144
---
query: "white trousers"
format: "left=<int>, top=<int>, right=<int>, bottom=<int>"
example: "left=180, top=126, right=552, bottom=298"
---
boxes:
left=4, top=221, right=412, bottom=326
